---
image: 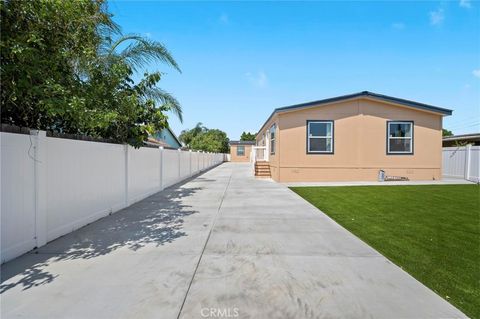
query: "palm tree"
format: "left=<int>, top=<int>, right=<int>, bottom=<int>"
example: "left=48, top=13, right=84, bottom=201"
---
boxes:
left=179, top=122, right=208, bottom=146
left=100, top=34, right=183, bottom=122
left=191, top=122, right=207, bottom=135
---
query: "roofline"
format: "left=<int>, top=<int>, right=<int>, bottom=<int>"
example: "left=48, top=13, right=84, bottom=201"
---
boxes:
left=166, top=126, right=182, bottom=147
left=229, top=140, right=256, bottom=145
left=443, top=133, right=480, bottom=141
left=256, top=91, right=453, bottom=136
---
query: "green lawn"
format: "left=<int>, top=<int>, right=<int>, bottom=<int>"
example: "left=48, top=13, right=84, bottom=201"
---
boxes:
left=291, top=185, right=480, bottom=318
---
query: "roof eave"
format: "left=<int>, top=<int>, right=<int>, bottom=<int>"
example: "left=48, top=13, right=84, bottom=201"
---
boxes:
left=166, top=126, right=182, bottom=147
left=256, top=91, right=453, bottom=135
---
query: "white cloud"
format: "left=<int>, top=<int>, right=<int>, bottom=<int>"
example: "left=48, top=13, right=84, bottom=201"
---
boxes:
left=219, top=13, right=229, bottom=25
left=460, top=0, right=472, bottom=8
left=473, top=69, right=480, bottom=78
left=246, top=71, right=268, bottom=88
left=430, top=8, right=445, bottom=26
left=144, top=32, right=152, bottom=38
left=392, top=22, right=406, bottom=30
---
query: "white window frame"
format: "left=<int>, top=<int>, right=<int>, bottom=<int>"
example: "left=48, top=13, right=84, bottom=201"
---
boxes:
left=270, top=124, right=276, bottom=155
left=387, top=121, right=413, bottom=155
left=307, top=121, right=334, bottom=154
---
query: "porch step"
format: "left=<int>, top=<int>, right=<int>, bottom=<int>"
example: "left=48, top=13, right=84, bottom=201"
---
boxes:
left=254, top=161, right=271, bottom=178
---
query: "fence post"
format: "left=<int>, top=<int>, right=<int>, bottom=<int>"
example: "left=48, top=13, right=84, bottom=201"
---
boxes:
left=159, top=146, right=164, bottom=191
left=30, top=130, right=48, bottom=248
left=197, top=151, right=200, bottom=172
left=124, top=144, right=129, bottom=207
left=189, top=150, right=193, bottom=177
left=465, top=144, right=472, bottom=180
left=178, top=149, right=181, bottom=180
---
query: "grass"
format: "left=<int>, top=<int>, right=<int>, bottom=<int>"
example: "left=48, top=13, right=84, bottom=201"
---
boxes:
left=290, top=184, right=480, bottom=318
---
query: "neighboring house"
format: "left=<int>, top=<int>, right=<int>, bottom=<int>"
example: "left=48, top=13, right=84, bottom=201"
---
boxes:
left=254, top=91, right=452, bottom=182
left=149, top=127, right=183, bottom=149
left=229, top=141, right=255, bottom=162
left=442, top=133, right=480, bottom=147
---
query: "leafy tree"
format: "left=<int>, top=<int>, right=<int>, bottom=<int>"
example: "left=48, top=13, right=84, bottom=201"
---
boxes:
left=240, top=131, right=256, bottom=141
left=190, top=129, right=229, bottom=153
left=79, top=34, right=183, bottom=146
left=83, top=70, right=174, bottom=147
left=0, top=0, right=182, bottom=147
left=442, top=129, right=453, bottom=137
left=0, top=0, right=116, bottom=131
left=179, top=122, right=207, bottom=146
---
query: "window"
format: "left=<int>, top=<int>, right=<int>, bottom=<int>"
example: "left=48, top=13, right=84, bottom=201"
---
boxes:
left=270, top=124, right=276, bottom=155
left=236, top=145, right=245, bottom=156
left=387, top=121, right=413, bottom=154
left=307, top=121, right=334, bottom=153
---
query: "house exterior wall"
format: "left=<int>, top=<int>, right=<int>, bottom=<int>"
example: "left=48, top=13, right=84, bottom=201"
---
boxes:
left=256, top=114, right=280, bottom=180
left=259, top=98, right=443, bottom=182
left=230, top=144, right=253, bottom=162
left=154, top=128, right=182, bottom=148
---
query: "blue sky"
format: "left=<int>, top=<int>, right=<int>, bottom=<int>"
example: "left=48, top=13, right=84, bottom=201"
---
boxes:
left=109, top=1, right=480, bottom=139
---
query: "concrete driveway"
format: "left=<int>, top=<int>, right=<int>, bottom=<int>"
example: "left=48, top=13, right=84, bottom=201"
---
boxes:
left=1, top=162, right=466, bottom=318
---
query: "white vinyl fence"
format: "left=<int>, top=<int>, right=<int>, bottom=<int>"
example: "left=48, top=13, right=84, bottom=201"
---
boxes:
left=1, top=130, right=226, bottom=263
left=442, top=145, right=479, bottom=182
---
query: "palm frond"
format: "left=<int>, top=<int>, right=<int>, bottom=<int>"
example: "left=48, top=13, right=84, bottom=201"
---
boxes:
left=142, top=87, right=183, bottom=123
left=107, top=35, right=144, bottom=56
left=115, top=35, right=181, bottom=73
left=97, top=19, right=121, bottom=43
left=97, top=0, right=122, bottom=35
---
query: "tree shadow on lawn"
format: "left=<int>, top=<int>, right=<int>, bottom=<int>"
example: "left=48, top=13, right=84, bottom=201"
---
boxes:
left=0, top=180, right=208, bottom=294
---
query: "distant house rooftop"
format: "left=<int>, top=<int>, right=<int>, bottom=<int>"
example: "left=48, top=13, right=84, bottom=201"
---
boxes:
left=443, top=133, right=480, bottom=147
left=229, top=140, right=256, bottom=145
left=149, top=127, right=182, bottom=149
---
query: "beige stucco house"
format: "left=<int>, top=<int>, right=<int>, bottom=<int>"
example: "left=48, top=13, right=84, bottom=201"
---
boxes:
left=229, top=141, right=255, bottom=162
left=254, top=91, right=452, bottom=182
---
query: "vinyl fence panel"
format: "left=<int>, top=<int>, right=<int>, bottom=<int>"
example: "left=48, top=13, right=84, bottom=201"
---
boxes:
left=46, top=137, right=126, bottom=242
left=469, top=146, right=480, bottom=182
left=162, top=149, right=180, bottom=188
left=0, top=130, right=225, bottom=263
left=179, top=150, right=191, bottom=179
left=442, top=145, right=479, bottom=182
left=191, top=152, right=199, bottom=174
left=128, top=146, right=161, bottom=204
left=0, top=132, right=37, bottom=262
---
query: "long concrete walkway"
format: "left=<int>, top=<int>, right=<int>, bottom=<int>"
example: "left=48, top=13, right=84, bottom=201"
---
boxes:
left=1, top=163, right=465, bottom=318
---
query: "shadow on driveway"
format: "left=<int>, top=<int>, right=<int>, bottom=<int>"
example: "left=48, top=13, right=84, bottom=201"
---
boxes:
left=1, top=183, right=204, bottom=294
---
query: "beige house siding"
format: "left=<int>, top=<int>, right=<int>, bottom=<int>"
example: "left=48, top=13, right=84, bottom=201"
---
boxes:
left=258, top=97, right=443, bottom=182
left=256, top=114, right=280, bottom=180
left=230, top=144, right=252, bottom=162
